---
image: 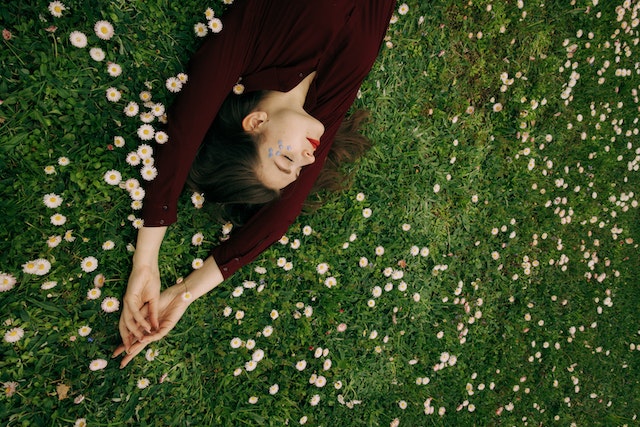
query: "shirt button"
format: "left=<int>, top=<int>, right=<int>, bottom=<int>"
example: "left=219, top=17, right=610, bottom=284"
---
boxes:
left=299, top=72, right=304, bottom=77
left=159, top=220, right=165, bottom=225
left=162, top=205, right=168, bottom=210
left=223, top=267, right=228, bottom=272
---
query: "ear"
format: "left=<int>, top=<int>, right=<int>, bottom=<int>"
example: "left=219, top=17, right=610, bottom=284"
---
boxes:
left=242, top=111, right=268, bottom=133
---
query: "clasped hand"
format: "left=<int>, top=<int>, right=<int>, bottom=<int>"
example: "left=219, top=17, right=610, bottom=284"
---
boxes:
left=114, top=267, right=190, bottom=368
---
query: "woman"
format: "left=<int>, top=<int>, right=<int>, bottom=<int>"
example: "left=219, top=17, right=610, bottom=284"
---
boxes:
left=114, top=0, right=397, bottom=367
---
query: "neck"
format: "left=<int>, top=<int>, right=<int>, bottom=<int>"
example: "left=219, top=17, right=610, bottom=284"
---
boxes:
left=262, top=72, right=316, bottom=110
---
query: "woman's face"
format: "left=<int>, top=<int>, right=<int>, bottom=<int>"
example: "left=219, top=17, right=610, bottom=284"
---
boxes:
left=253, top=108, right=325, bottom=190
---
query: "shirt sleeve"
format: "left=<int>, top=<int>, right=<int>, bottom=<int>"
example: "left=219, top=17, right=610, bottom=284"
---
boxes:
left=141, top=0, right=262, bottom=226
left=211, top=0, right=396, bottom=279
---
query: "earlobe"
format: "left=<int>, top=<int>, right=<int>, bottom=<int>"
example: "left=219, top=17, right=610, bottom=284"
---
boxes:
left=242, top=111, right=268, bottom=133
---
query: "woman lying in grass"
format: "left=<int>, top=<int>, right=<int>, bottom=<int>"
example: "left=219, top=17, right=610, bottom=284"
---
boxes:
left=114, top=0, right=397, bottom=367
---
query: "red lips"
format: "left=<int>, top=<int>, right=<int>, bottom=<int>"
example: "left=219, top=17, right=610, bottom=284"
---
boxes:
left=307, top=137, right=320, bottom=150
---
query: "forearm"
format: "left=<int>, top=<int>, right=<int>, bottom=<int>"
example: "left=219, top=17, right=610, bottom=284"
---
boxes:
left=132, top=226, right=168, bottom=267
left=181, top=255, right=225, bottom=301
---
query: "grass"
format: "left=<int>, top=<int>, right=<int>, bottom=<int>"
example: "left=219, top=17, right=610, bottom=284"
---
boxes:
left=1, top=0, right=639, bottom=425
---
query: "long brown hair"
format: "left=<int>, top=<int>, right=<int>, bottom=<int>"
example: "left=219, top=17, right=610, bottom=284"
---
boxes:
left=187, top=91, right=371, bottom=225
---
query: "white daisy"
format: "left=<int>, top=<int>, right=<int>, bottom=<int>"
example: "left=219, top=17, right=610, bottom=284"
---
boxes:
left=48, top=1, right=66, bottom=17
left=137, top=124, right=154, bottom=141
left=104, top=169, right=122, bottom=185
left=107, top=62, right=122, bottom=77
left=0, top=273, right=17, bottom=292
left=101, top=297, right=120, bottom=313
left=106, top=87, right=121, bottom=102
left=208, top=18, right=223, bottom=33
left=194, top=22, right=208, bottom=37
left=43, top=193, right=63, bottom=209
left=124, top=101, right=139, bottom=117
left=81, top=256, right=98, bottom=273
left=94, top=20, right=114, bottom=40
left=69, top=31, right=87, bottom=48
left=165, top=77, right=182, bottom=93
left=90, top=47, right=105, bottom=61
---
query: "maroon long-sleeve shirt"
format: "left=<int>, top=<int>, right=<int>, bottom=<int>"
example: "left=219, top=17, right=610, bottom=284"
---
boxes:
left=142, top=0, right=396, bottom=278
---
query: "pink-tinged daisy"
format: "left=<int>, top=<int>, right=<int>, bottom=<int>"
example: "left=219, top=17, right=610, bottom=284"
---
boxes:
left=337, top=323, right=347, bottom=332
left=43, top=193, right=63, bottom=209
left=0, top=272, right=17, bottom=292
left=106, top=87, right=121, bottom=102
left=124, top=101, right=139, bottom=117
left=94, top=20, right=114, bottom=40
left=93, top=273, right=105, bottom=287
left=177, top=73, right=188, bottom=83
left=3, top=381, right=18, bottom=397
left=230, top=337, right=243, bottom=348
left=324, top=276, right=337, bottom=288
left=140, top=165, right=158, bottom=181
left=245, top=360, right=257, bottom=372
left=58, top=158, right=70, bottom=168
left=270, top=309, right=279, bottom=320
left=181, top=291, right=193, bottom=302
left=101, top=297, right=119, bottom=313
left=107, top=62, right=122, bottom=77
left=89, top=359, right=107, bottom=371
left=50, top=213, right=67, bottom=226
left=192, top=258, right=204, bottom=269
left=41, top=281, right=57, bottom=290
left=90, top=47, right=105, bottom=61
left=359, top=257, right=369, bottom=268
left=315, top=375, right=327, bottom=388
left=300, top=416, right=308, bottom=425
left=74, top=418, right=87, bottom=427
left=4, top=327, right=24, bottom=343
left=46, top=235, right=62, bottom=248
left=269, top=384, right=279, bottom=395
left=48, top=1, right=66, bottom=17
left=262, top=325, right=273, bottom=337
left=309, top=394, right=321, bottom=406
left=137, top=124, right=154, bottom=141
left=81, top=256, right=98, bottom=273
left=245, top=339, right=255, bottom=350
left=295, top=360, right=307, bottom=371
left=165, top=77, right=182, bottom=93
left=113, top=135, right=125, bottom=147
left=126, top=152, right=141, bottom=166
left=137, top=377, right=150, bottom=389
left=248, top=396, right=258, bottom=404
left=375, top=246, right=385, bottom=256
left=194, top=22, right=208, bottom=37
left=78, top=325, right=92, bottom=337
left=104, top=169, right=122, bottom=185
left=87, top=287, right=101, bottom=300
left=493, top=103, right=503, bottom=112
left=208, top=18, right=223, bottom=33
left=102, top=240, right=115, bottom=250
left=69, top=31, right=87, bottom=48
left=154, top=131, right=168, bottom=144
left=398, top=3, right=409, bottom=15
left=252, top=349, right=265, bottom=362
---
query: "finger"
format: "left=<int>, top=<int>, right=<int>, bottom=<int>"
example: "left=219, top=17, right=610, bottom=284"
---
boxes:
left=119, top=317, right=133, bottom=350
left=147, top=298, right=159, bottom=331
left=120, top=340, right=147, bottom=368
left=123, top=311, right=147, bottom=342
left=131, top=306, right=152, bottom=334
left=112, top=343, right=126, bottom=358
left=142, top=325, right=171, bottom=343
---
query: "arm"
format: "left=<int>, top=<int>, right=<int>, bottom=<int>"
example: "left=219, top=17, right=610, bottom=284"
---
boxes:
left=114, top=255, right=224, bottom=368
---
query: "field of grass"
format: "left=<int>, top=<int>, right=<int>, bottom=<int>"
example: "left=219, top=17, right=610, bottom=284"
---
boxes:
left=1, top=0, right=639, bottom=425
